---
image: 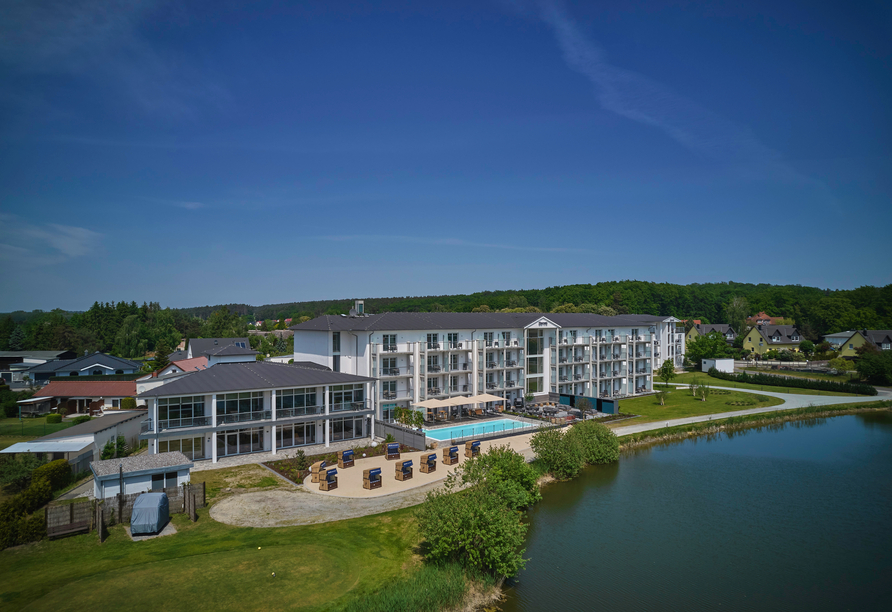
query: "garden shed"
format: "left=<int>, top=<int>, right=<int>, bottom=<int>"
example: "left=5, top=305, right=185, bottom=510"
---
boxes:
left=702, top=358, right=735, bottom=373
left=91, top=451, right=193, bottom=500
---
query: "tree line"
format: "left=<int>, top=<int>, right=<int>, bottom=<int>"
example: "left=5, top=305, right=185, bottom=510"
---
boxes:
left=2, top=281, right=890, bottom=356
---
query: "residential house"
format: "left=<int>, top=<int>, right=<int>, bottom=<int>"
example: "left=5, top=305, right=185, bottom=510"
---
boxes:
left=1, top=410, right=145, bottom=473
left=91, top=451, right=193, bottom=499
left=837, top=330, right=892, bottom=358
left=168, top=338, right=252, bottom=363
left=741, top=325, right=803, bottom=356
left=746, top=312, right=785, bottom=326
left=0, top=350, right=78, bottom=383
left=290, top=303, right=685, bottom=419
left=686, top=324, right=737, bottom=346
left=822, top=331, right=855, bottom=350
left=25, top=351, right=142, bottom=383
left=17, top=380, right=137, bottom=416
left=138, top=361, right=375, bottom=462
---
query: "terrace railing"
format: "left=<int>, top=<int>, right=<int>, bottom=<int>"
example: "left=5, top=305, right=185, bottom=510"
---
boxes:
left=216, top=411, right=270, bottom=426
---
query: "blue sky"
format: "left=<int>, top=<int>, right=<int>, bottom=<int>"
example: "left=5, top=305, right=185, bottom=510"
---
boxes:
left=1, top=0, right=890, bottom=312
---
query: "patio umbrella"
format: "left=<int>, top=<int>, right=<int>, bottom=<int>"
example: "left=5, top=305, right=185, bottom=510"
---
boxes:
left=471, top=393, right=507, bottom=403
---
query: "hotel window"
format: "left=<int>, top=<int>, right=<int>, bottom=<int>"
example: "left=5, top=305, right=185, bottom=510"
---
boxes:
left=382, top=334, right=397, bottom=350
left=382, top=404, right=397, bottom=422
left=527, top=329, right=543, bottom=354
left=329, top=384, right=365, bottom=411
left=449, top=354, right=458, bottom=370
left=277, top=388, right=318, bottom=415
left=448, top=332, right=459, bottom=348
left=216, top=392, right=264, bottom=416
left=484, top=332, right=494, bottom=346
left=332, top=355, right=340, bottom=372
left=502, top=331, right=511, bottom=344
left=329, top=416, right=364, bottom=442
left=427, top=355, right=439, bottom=369
left=382, top=357, right=397, bottom=371
left=382, top=380, right=396, bottom=397
left=158, top=437, right=204, bottom=460
left=158, top=396, right=205, bottom=425
left=278, top=422, right=317, bottom=448
left=427, top=333, right=439, bottom=348
left=332, top=332, right=340, bottom=353
left=450, top=376, right=458, bottom=392
left=570, top=330, right=577, bottom=343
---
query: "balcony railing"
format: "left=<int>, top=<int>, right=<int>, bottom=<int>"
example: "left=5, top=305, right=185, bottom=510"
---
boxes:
left=427, top=387, right=442, bottom=395
left=559, top=376, right=569, bottom=382
left=486, top=381, right=498, bottom=389
left=331, top=400, right=368, bottom=412
left=573, top=374, right=583, bottom=381
left=216, top=411, right=271, bottom=426
left=427, top=342, right=441, bottom=349
left=559, top=357, right=568, bottom=363
left=277, top=405, right=323, bottom=418
left=574, top=356, right=585, bottom=362
left=448, top=342, right=463, bottom=349
left=383, top=345, right=399, bottom=352
left=486, top=361, right=498, bottom=368
left=427, top=365, right=442, bottom=373
left=381, top=367, right=402, bottom=376
left=154, top=416, right=211, bottom=431
left=382, top=391, right=397, bottom=400
left=505, top=359, right=518, bottom=367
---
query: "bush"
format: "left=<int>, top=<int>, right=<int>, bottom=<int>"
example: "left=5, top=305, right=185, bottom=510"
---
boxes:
left=459, top=445, right=541, bottom=510
left=31, top=459, right=72, bottom=491
left=0, top=454, right=45, bottom=492
left=100, top=436, right=128, bottom=459
left=530, top=427, right=584, bottom=480
left=566, top=420, right=619, bottom=465
left=828, top=357, right=850, bottom=372
left=121, top=397, right=137, bottom=410
left=707, top=367, right=876, bottom=395
left=71, top=415, right=92, bottom=425
left=45, top=413, right=62, bottom=424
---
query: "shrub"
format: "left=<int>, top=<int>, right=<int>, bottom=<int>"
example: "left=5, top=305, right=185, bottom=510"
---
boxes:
left=71, top=415, right=92, bottom=425
left=707, top=367, right=876, bottom=395
left=100, top=436, right=128, bottom=459
left=31, top=459, right=72, bottom=491
left=828, top=357, right=850, bottom=372
left=121, top=397, right=137, bottom=410
left=530, top=427, right=584, bottom=480
left=854, top=352, right=892, bottom=386
left=0, top=454, right=45, bottom=492
left=459, top=445, right=541, bottom=510
left=566, top=420, right=619, bottom=465
left=292, top=449, right=309, bottom=471
left=45, top=413, right=62, bottom=424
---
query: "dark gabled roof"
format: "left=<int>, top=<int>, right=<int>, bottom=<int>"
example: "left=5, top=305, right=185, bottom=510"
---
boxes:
left=292, top=361, right=331, bottom=371
left=290, top=312, right=673, bottom=333
left=168, top=350, right=188, bottom=362
left=695, top=324, right=735, bottom=336
left=753, top=325, right=801, bottom=344
left=187, top=338, right=250, bottom=358
left=0, top=350, right=77, bottom=360
left=203, top=344, right=258, bottom=357
left=26, top=359, right=76, bottom=373
left=39, top=410, right=145, bottom=440
left=26, top=352, right=141, bottom=374
left=138, top=361, right=373, bottom=397
left=860, top=330, right=892, bottom=347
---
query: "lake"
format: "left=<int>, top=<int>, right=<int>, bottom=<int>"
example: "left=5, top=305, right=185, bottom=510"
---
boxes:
left=499, top=413, right=892, bottom=611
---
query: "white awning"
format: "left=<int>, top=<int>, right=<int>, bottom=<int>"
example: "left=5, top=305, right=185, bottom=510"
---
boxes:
left=0, top=436, right=94, bottom=454
left=16, top=396, right=51, bottom=405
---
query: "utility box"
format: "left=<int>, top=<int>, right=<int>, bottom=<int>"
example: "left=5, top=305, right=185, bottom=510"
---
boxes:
left=702, top=358, right=734, bottom=373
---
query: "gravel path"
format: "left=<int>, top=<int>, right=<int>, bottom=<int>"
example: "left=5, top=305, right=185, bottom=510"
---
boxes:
left=209, top=481, right=444, bottom=527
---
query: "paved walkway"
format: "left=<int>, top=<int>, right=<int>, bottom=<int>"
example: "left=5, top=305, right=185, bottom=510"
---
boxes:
left=208, top=386, right=890, bottom=528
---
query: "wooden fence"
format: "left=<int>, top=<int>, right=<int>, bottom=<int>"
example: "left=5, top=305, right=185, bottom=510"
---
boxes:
left=374, top=420, right=426, bottom=450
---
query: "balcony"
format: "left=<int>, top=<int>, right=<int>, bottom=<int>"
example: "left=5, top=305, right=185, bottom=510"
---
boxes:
left=331, top=400, right=369, bottom=412
left=448, top=342, right=463, bottom=349
left=380, top=367, right=402, bottom=376
left=486, top=381, right=498, bottom=389
left=559, top=357, right=568, bottom=364
left=382, top=345, right=399, bottom=353
left=486, top=361, right=498, bottom=368
left=427, top=387, right=442, bottom=395
left=216, top=411, right=271, bottom=426
left=382, top=390, right=397, bottom=400
left=148, top=416, right=211, bottom=431
left=574, top=356, right=585, bottom=362
left=573, top=374, right=583, bottom=381
left=427, top=342, right=441, bottom=350
left=505, top=380, right=518, bottom=388
left=277, top=405, right=323, bottom=418
left=427, top=365, right=442, bottom=373
left=505, top=359, right=518, bottom=367
left=559, top=376, right=569, bottom=382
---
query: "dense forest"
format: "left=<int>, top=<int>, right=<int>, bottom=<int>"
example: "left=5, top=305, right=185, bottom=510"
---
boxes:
left=1, top=281, right=890, bottom=358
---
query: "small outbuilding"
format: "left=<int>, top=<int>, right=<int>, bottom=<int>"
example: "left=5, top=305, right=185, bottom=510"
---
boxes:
left=131, top=492, right=170, bottom=535
left=702, top=358, right=735, bottom=374
left=91, top=451, right=193, bottom=500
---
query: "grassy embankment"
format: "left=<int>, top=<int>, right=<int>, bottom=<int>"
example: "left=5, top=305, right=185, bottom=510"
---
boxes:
left=617, top=399, right=892, bottom=450
left=0, top=415, right=72, bottom=442
left=667, top=372, right=860, bottom=396
left=610, top=388, right=782, bottom=425
left=0, top=464, right=489, bottom=612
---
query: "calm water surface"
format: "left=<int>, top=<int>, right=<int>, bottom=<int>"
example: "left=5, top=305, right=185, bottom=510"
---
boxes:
left=500, top=414, right=892, bottom=611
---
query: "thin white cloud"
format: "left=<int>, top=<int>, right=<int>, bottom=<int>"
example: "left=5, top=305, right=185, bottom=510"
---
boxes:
left=0, top=215, right=101, bottom=266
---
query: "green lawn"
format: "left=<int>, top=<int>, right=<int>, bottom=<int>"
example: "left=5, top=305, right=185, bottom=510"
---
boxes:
left=668, top=372, right=859, bottom=397
left=742, top=368, right=860, bottom=383
left=0, top=415, right=72, bottom=438
left=0, top=506, right=421, bottom=611
left=613, top=388, right=783, bottom=425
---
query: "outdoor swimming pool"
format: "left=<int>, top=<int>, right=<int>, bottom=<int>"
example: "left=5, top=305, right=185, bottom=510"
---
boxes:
left=423, top=418, right=536, bottom=441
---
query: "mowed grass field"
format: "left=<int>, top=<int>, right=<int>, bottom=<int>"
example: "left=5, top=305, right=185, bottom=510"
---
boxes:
left=668, top=372, right=860, bottom=396
left=613, top=387, right=783, bottom=425
left=0, top=506, right=420, bottom=612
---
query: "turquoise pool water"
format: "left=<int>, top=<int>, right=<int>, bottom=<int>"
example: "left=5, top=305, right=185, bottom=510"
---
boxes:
left=423, top=418, right=535, bottom=441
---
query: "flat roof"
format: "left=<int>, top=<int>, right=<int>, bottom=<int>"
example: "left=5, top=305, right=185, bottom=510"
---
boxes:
left=39, top=411, right=145, bottom=441
left=1, top=436, right=94, bottom=454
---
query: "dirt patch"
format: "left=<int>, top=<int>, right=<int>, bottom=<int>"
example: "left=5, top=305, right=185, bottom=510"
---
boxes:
left=209, top=481, right=444, bottom=528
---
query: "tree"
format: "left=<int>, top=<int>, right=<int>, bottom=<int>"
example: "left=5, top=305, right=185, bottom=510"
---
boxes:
left=655, top=390, right=668, bottom=406
left=854, top=351, right=892, bottom=385
left=471, top=304, right=491, bottom=313
left=565, top=420, right=619, bottom=464
left=697, top=383, right=711, bottom=402
left=724, top=296, right=749, bottom=339
left=0, top=454, right=45, bottom=492
left=8, top=326, right=25, bottom=351
left=530, top=427, right=584, bottom=480
left=100, top=436, right=128, bottom=459
left=152, top=338, right=172, bottom=371
left=686, top=331, right=732, bottom=366
left=394, top=407, right=424, bottom=429
left=575, top=397, right=594, bottom=419
left=798, top=339, right=815, bottom=356
left=657, top=359, right=677, bottom=385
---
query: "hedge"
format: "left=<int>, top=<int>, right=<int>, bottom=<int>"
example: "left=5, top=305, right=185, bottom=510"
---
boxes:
left=45, top=413, right=62, bottom=424
left=31, top=459, right=72, bottom=491
left=71, top=415, right=92, bottom=425
left=121, top=397, right=137, bottom=410
left=707, top=368, right=877, bottom=396
left=0, top=477, right=52, bottom=550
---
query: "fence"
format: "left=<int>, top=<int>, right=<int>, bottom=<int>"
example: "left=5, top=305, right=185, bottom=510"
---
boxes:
left=424, top=419, right=559, bottom=445
left=108, top=482, right=207, bottom=523
left=0, top=420, right=72, bottom=437
left=374, top=420, right=426, bottom=450
left=46, top=500, right=92, bottom=538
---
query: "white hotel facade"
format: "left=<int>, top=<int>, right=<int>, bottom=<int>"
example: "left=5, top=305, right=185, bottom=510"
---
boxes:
left=291, top=304, right=686, bottom=420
